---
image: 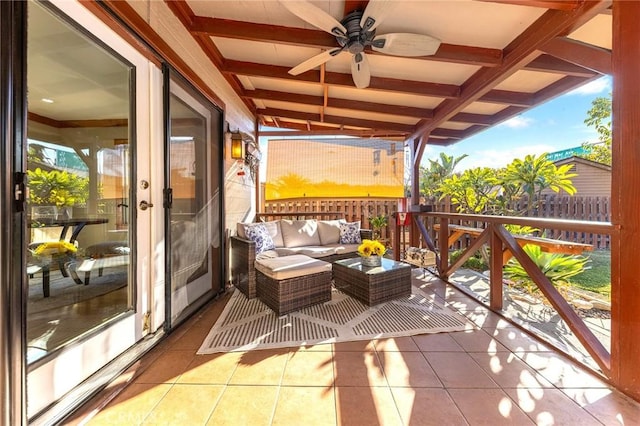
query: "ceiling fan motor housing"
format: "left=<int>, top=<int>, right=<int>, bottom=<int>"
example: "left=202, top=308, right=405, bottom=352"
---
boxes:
left=338, top=11, right=376, bottom=54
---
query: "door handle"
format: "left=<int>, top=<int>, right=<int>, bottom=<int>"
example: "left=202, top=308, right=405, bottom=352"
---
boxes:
left=139, top=200, right=154, bottom=210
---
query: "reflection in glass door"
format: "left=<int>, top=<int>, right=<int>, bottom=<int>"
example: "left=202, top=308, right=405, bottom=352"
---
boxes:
left=23, top=0, right=154, bottom=418
left=166, top=73, right=223, bottom=326
left=26, top=0, right=133, bottom=363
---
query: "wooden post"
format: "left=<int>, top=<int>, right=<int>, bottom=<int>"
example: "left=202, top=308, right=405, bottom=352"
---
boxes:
left=611, top=0, right=640, bottom=400
left=489, top=224, right=503, bottom=310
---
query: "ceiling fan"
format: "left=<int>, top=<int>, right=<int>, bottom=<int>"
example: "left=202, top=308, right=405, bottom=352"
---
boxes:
left=281, top=0, right=441, bottom=89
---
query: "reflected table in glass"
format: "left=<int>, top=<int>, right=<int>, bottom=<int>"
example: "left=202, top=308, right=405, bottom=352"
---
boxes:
left=333, top=257, right=411, bottom=306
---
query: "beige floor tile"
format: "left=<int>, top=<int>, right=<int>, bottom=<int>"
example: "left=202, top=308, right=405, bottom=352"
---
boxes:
left=391, top=387, right=467, bottom=426
left=333, top=350, right=387, bottom=387
left=86, top=383, right=171, bottom=425
left=447, top=388, right=535, bottom=425
left=228, top=348, right=289, bottom=385
left=336, top=386, right=403, bottom=426
left=450, top=329, right=509, bottom=353
left=489, top=327, right=553, bottom=354
left=282, top=351, right=334, bottom=386
left=378, top=351, right=442, bottom=388
left=135, top=349, right=196, bottom=384
left=562, top=387, right=640, bottom=425
left=468, top=351, right=554, bottom=389
left=272, top=387, right=336, bottom=426
left=503, top=387, right=602, bottom=425
left=167, top=325, right=211, bottom=352
left=332, top=339, right=376, bottom=352
left=423, top=352, right=498, bottom=388
left=206, top=385, right=279, bottom=426
left=412, top=333, right=464, bottom=352
left=141, top=384, right=224, bottom=425
left=375, top=336, right=421, bottom=352
left=516, top=352, right=609, bottom=389
left=177, top=352, right=242, bottom=385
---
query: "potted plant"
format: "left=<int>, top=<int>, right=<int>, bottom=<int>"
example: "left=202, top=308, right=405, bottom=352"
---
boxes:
left=369, top=214, right=388, bottom=240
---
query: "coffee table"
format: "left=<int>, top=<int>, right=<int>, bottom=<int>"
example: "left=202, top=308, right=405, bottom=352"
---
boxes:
left=333, top=257, right=412, bottom=306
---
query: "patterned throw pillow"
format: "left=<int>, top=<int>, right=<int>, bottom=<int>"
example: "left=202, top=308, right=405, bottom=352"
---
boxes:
left=339, top=221, right=361, bottom=244
left=243, top=223, right=276, bottom=254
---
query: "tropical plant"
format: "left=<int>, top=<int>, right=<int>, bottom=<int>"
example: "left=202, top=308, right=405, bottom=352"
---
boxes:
left=578, top=94, right=612, bottom=166
left=500, top=153, right=577, bottom=215
left=437, top=167, right=500, bottom=213
left=27, top=168, right=89, bottom=207
left=503, top=244, right=590, bottom=300
left=420, top=152, right=468, bottom=198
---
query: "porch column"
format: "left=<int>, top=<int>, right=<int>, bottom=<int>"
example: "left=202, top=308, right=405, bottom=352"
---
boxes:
left=611, top=0, right=640, bottom=400
left=410, top=135, right=426, bottom=248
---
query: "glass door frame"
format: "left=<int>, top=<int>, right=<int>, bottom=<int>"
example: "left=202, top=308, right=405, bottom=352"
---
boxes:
left=162, top=65, right=226, bottom=331
left=1, top=1, right=28, bottom=424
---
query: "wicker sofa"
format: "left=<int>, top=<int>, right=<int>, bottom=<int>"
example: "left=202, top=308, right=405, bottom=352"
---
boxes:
left=230, top=214, right=371, bottom=299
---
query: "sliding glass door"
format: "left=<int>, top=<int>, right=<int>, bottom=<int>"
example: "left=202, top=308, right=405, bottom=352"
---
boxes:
left=165, top=72, right=223, bottom=327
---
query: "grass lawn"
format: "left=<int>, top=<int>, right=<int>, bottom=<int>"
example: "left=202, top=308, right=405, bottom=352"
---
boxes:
left=571, top=249, right=611, bottom=297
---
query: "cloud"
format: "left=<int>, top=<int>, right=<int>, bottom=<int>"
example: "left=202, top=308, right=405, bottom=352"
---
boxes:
left=567, top=76, right=611, bottom=96
left=499, top=116, right=534, bottom=129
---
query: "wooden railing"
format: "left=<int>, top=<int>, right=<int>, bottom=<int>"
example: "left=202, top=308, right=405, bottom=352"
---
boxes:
left=263, top=198, right=398, bottom=240
left=402, top=212, right=614, bottom=375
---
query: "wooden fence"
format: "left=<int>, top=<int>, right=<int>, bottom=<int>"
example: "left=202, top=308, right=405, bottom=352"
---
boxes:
left=263, top=194, right=612, bottom=249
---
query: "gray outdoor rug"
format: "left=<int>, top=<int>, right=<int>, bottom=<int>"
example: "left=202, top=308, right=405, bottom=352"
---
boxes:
left=197, top=285, right=472, bottom=354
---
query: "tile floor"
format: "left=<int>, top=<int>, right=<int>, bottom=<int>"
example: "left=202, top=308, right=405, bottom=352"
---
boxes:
left=68, top=272, right=640, bottom=425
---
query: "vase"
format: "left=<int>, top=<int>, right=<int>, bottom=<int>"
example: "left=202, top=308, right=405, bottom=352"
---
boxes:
left=361, top=255, right=382, bottom=267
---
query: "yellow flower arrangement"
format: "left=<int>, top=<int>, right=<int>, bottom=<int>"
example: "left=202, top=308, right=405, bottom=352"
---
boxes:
left=32, top=241, right=77, bottom=256
left=357, top=239, right=386, bottom=257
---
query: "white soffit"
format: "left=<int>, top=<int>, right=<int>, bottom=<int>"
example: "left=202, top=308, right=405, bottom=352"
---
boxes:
left=249, top=77, right=325, bottom=96
left=329, top=86, right=443, bottom=109
left=376, top=1, right=546, bottom=49
left=323, top=107, right=419, bottom=125
left=568, top=14, right=612, bottom=50
left=212, top=37, right=301, bottom=66
left=493, top=70, right=564, bottom=93
left=366, top=54, right=480, bottom=85
left=263, top=100, right=320, bottom=114
left=439, top=122, right=474, bottom=131
left=460, top=102, right=510, bottom=115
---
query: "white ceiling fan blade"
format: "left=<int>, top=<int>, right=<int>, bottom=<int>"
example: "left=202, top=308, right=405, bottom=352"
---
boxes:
left=289, top=48, right=342, bottom=75
left=360, top=0, right=397, bottom=32
left=288, top=48, right=342, bottom=75
left=280, top=1, right=346, bottom=38
left=351, top=52, right=370, bottom=89
left=372, top=33, right=441, bottom=57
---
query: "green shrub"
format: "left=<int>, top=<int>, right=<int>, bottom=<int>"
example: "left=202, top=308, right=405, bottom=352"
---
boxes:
left=27, top=168, right=89, bottom=207
left=504, top=244, right=590, bottom=297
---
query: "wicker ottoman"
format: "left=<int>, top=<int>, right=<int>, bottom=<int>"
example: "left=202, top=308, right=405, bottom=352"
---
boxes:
left=255, top=255, right=332, bottom=315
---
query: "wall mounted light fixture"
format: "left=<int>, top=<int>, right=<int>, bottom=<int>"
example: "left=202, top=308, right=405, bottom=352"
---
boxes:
left=230, top=132, right=244, bottom=159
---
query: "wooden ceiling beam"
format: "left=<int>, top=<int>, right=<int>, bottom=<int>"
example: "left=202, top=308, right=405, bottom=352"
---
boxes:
left=189, top=17, right=503, bottom=67
left=532, top=75, right=598, bottom=103
left=258, top=107, right=414, bottom=133
left=478, top=89, right=534, bottom=106
left=540, top=36, right=611, bottom=74
left=409, top=1, right=610, bottom=141
left=476, top=0, right=582, bottom=11
left=526, top=54, right=599, bottom=77
left=242, top=89, right=434, bottom=119
left=224, top=60, right=460, bottom=98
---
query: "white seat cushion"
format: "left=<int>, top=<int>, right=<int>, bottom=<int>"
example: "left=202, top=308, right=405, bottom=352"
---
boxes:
left=255, top=254, right=331, bottom=281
